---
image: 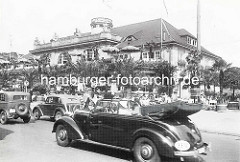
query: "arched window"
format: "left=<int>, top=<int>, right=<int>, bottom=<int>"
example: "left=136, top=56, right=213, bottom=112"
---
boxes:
left=58, top=53, right=70, bottom=65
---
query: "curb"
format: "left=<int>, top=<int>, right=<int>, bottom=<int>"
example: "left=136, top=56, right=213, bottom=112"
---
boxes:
left=200, top=129, right=240, bottom=137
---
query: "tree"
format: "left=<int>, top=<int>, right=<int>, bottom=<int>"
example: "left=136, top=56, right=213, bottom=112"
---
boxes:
left=182, top=49, right=203, bottom=101
left=200, top=67, right=219, bottom=97
left=0, top=62, right=15, bottom=89
left=36, top=53, right=51, bottom=77
left=185, top=49, right=202, bottom=78
left=134, top=60, right=176, bottom=95
left=212, top=59, right=231, bottom=99
left=223, top=67, right=240, bottom=100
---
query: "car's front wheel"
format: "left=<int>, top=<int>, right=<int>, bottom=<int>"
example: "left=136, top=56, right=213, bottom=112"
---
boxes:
left=33, top=109, right=41, bottom=120
left=133, top=137, right=161, bottom=162
left=22, top=116, right=31, bottom=123
left=56, top=124, right=72, bottom=147
left=0, top=110, right=8, bottom=125
left=54, top=111, right=63, bottom=121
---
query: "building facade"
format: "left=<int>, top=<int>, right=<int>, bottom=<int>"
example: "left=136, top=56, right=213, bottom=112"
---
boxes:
left=30, top=17, right=221, bottom=98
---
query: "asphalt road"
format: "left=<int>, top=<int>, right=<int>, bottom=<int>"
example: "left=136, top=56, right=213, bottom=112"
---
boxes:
left=0, top=118, right=240, bottom=162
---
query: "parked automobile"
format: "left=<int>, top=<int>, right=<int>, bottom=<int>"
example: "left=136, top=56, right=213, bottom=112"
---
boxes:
left=52, top=100, right=209, bottom=162
left=0, top=91, right=31, bottom=124
left=32, top=94, right=83, bottom=121
left=227, top=101, right=240, bottom=110
left=30, top=95, right=45, bottom=111
left=208, top=99, right=217, bottom=110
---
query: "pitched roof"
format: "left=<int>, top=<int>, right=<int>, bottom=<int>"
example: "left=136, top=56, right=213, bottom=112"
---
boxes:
left=178, top=29, right=195, bottom=38
left=111, top=18, right=220, bottom=59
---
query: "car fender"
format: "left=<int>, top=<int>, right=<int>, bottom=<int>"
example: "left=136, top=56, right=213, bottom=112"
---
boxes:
left=33, top=106, right=43, bottom=116
left=54, top=107, right=65, bottom=115
left=132, top=128, right=175, bottom=158
left=52, top=116, right=84, bottom=140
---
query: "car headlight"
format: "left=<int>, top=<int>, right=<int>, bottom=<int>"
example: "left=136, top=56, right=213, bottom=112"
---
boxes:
left=174, top=140, right=190, bottom=151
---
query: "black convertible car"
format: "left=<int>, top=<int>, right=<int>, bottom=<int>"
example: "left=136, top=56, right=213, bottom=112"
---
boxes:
left=52, top=100, right=209, bottom=162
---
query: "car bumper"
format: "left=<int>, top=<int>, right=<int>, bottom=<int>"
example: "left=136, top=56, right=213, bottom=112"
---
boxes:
left=174, top=143, right=210, bottom=157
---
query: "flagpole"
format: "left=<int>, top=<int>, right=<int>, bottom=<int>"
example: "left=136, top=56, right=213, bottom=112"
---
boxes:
left=197, top=0, right=201, bottom=55
left=160, top=18, right=163, bottom=55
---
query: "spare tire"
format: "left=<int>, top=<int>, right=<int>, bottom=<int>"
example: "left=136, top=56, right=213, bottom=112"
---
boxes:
left=15, top=103, right=29, bottom=116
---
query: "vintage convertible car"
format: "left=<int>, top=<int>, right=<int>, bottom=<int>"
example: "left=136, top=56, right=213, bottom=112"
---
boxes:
left=0, top=91, right=31, bottom=124
left=32, top=94, right=83, bottom=121
left=52, top=100, right=209, bottom=162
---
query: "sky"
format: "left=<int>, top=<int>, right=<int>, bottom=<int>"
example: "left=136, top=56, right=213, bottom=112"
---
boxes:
left=0, top=0, right=240, bottom=66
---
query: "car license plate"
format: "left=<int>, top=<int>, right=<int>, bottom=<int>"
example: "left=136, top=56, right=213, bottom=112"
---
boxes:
left=9, top=109, right=15, bottom=113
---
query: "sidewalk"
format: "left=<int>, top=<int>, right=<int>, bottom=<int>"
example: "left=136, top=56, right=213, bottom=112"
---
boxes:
left=189, top=109, right=240, bottom=137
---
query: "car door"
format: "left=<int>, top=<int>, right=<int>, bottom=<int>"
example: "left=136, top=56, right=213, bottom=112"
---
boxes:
left=40, top=97, right=56, bottom=116
left=89, top=103, right=121, bottom=146
left=113, top=101, right=142, bottom=148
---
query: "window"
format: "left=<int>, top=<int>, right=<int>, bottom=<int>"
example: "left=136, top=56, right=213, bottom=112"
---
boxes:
left=155, top=51, right=161, bottom=60
left=13, top=95, right=27, bottom=100
left=86, top=49, right=93, bottom=61
left=127, top=36, right=132, bottom=42
left=119, top=54, right=124, bottom=59
left=77, top=54, right=82, bottom=61
left=0, top=94, right=5, bottom=101
left=58, top=53, right=69, bottom=65
left=187, top=37, right=191, bottom=44
left=46, top=97, right=61, bottom=104
left=187, top=36, right=197, bottom=47
left=163, top=32, right=166, bottom=41
left=142, top=52, right=148, bottom=59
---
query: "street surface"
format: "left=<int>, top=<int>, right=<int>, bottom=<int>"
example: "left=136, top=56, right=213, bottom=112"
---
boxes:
left=0, top=118, right=240, bottom=162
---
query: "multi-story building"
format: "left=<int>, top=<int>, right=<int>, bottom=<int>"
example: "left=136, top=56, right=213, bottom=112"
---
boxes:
left=30, top=17, right=221, bottom=98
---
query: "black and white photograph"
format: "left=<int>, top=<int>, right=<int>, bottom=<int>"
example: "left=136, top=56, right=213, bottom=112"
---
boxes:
left=0, top=0, right=240, bottom=161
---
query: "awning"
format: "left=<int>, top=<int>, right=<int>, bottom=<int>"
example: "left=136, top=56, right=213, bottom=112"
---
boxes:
left=101, top=46, right=120, bottom=53
left=121, top=45, right=140, bottom=52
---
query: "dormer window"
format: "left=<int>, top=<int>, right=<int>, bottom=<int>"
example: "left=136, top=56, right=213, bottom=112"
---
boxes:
left=123, top=35, right=137, bottom=42
left=187, top=36, right=197, bottom=47
left=127, top=37, right=133, bottom=42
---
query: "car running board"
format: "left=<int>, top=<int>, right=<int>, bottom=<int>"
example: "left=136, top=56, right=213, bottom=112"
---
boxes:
left=76, top=139, right=131, bottom=152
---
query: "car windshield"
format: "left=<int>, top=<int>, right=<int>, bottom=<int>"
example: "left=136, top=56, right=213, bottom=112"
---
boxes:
left=13, top=95, right=28, bottom=100
left=46, top=97, right=61, bottom=104
left=119, top=100, right=129, bottom=109
left=67, top=103, right=84, bottom=112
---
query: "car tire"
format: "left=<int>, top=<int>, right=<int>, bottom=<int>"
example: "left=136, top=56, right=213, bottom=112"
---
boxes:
left=133, top=137, right=161, bottom=162
left=15, top=103, right=29, bottom=116
left=0, top=110, right=8, bottom=125
left=54, top=111, right=63, bottom=121
left=56, top=124, right=72, bottom=147
left=22, top=116, right=31, bottom=123
left=33, top=109, right=41, bottom=120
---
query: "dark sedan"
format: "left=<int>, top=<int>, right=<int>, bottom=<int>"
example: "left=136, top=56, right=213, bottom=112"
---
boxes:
left=52, top=100, right=209, bottom=162
left=32, top=94, right=83, bottom=121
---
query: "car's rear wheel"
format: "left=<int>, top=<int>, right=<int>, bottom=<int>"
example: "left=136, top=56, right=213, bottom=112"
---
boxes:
left=22, top=116, right=31, bottom=123
left=0, top=110, right=8, bottom=125
left=33, top=109, right=41, bottom=120
left=15, top=103, right=29, bottom=116
left=133, top=137, right=161, bottom=162
left=54, top=111, right=63, bottom=121
left=56, top=124, right=72, bottom=147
